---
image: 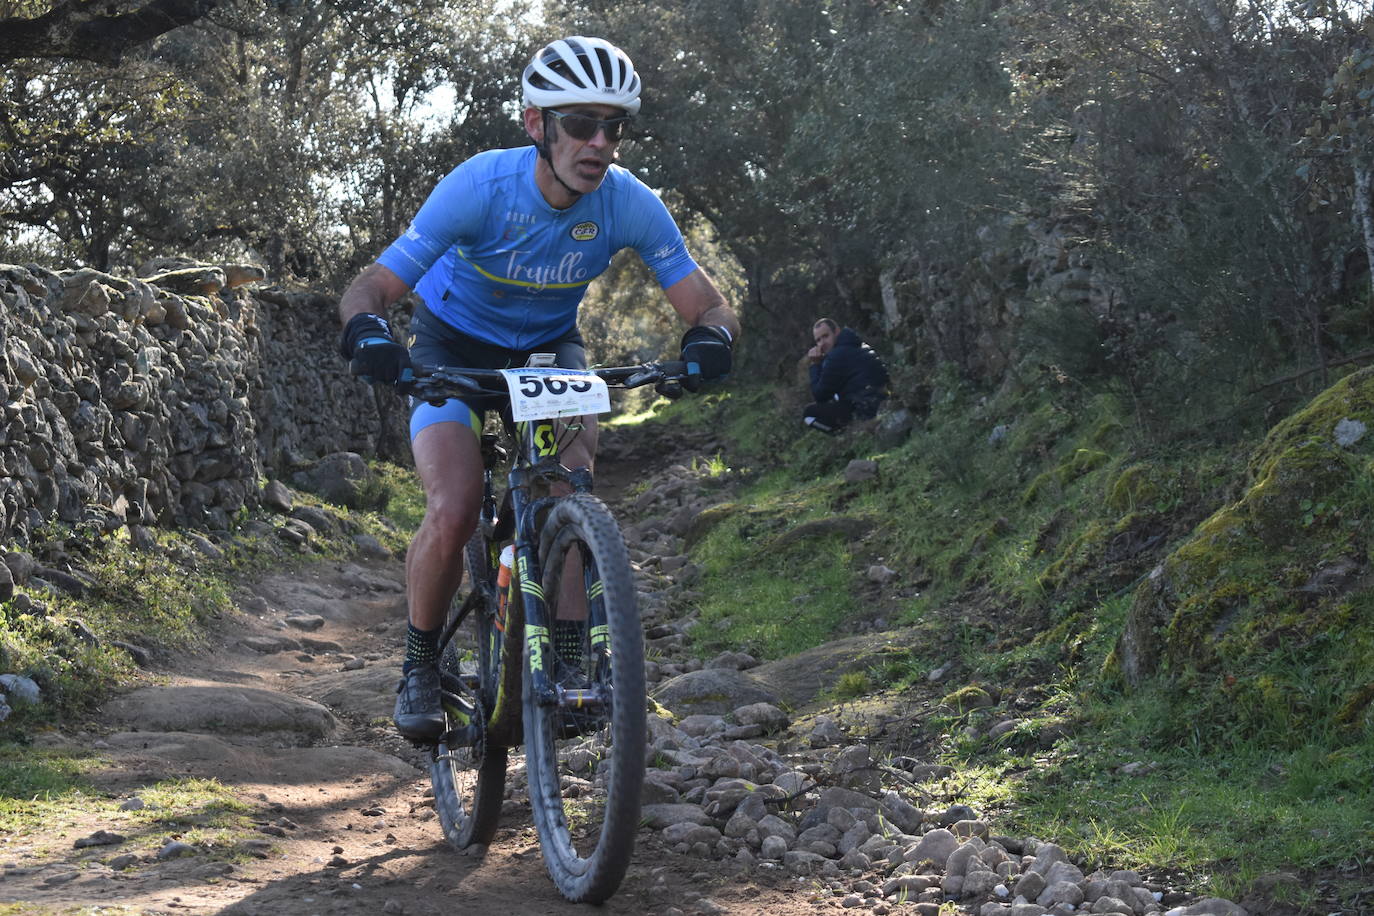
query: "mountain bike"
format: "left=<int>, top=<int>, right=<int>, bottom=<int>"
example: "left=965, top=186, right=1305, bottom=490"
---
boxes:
left=398, top=357, right=692, bottom=903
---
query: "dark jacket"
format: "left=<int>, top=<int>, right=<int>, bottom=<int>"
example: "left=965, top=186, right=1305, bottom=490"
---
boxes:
left=808, top=328, right=890, bottom=418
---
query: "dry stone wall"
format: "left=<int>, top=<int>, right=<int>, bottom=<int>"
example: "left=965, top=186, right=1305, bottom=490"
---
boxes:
left=873, top=209, right=1109, bottom=396
left=0, top=261, right=391, bottom=544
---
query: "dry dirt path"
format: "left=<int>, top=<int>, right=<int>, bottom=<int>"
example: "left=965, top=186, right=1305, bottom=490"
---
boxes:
left=2, top=433, right=823, bottom=916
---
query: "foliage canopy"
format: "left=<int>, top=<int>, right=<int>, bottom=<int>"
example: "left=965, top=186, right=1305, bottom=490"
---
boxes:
left=2, top=0, right=1373, bottom=433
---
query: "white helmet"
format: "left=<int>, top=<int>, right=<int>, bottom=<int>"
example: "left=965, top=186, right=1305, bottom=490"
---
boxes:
left=521, top=36, right=641, bottom=115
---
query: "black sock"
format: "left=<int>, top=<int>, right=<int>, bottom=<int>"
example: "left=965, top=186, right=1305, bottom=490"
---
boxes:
left=403, top=622, right=440, bottom=672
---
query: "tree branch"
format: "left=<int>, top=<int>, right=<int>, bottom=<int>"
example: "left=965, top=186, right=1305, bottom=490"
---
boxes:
left=0, top=0, right=219, bottom=66
left=1249, top=349, right=1374, bottom=394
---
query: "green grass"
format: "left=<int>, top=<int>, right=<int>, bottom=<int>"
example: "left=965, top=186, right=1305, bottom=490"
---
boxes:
left=2, top=356, right=1367, bottom=904
left=0, top=742, right=257, bottom=861
left=0, top=476, right=421, bottom=866
left=0, top=746, right=96, bottom=800
left=957, top=723, right=1374, bottom=898
left=689, top=507, right=866, bottom=659
left=612, top=369, right=1374, bottom=905
left=925, top=619, right=1374, bottom=899
left=0, top=527, right=239, bottom=720
left=0, top=469, right=426, bottom=734
left=830, top=670, right=874, bottom=700
left=368, top=459, right=426, bottom=533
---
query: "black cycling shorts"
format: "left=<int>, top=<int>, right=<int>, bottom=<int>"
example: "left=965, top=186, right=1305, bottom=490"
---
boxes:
left=407, top=302, right=587, bottom=441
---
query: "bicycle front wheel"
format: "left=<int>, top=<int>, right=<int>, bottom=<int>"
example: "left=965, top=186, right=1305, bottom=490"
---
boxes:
left=523, top=493, right=646, bottom=903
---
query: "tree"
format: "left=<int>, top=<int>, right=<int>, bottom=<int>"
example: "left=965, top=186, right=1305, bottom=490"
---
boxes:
left=548, top=0, right=1027, bottom=371
left=1295, top=6, right=1374, bottom=296
left=0, top=55, right=198, bottom=266
left=0, top=0, right=218, bottom=65
left=0, top=0, right=537, bottom=277
left=1011, top=0, right=1368, bottom=432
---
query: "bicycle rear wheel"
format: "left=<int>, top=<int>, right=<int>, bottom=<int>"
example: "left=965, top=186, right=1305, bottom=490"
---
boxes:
left=431, top=702, right=506, bottom=849
left=523, top=493, right=646, bottom=903
left=430, top=531, right=508, bottom=848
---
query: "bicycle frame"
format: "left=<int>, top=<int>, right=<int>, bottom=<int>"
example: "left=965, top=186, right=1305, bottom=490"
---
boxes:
left=412, top=358, right=688, bottom=746
left=434, top=411, right=610, bottom=747
left=411, top=357, right=690, bottom=901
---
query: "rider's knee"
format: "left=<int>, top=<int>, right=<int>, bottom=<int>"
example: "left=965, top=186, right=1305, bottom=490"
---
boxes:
left=422, top=490, right=480, bottom=541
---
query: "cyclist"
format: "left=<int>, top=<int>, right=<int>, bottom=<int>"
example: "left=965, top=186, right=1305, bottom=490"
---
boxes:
left=336, top=36, right=741, bottom=743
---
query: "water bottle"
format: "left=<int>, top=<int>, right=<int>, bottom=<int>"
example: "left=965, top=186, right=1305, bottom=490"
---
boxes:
left=496, top=544, right=515, bottom=629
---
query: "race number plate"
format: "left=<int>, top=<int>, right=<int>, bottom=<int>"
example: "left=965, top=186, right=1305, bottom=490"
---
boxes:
left=500, top=368, right=611, bottom=421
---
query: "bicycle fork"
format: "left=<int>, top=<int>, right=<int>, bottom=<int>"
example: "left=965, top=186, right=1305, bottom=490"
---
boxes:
left=509, top=483, right=612, bottom=718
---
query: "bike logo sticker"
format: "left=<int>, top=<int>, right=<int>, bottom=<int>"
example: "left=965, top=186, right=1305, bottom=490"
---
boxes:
left=535, top=423, right=557, bottom=457
left=526, top=624, right=548, bottom=673
left=570, top=221, right=599, bottom=242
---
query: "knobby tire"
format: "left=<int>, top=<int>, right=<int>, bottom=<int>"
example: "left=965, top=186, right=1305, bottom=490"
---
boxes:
left=430, top=530, right=511, bottom=849
left=523, top=493, right=646, bottom=903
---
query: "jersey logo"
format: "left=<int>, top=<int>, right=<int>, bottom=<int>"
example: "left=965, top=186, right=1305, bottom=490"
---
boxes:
left=570, top=221, right=599, bottom=242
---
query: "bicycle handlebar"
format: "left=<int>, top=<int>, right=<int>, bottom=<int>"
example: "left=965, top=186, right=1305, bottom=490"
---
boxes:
left=396, top=360, right=694, bottom=406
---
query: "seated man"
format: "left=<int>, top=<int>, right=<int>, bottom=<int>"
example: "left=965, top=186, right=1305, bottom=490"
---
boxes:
left=802, top=318, right=890, bottom=433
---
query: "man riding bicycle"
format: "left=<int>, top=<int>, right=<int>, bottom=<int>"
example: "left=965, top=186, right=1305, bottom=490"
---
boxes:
left=336, top=36, right=742, bottom=743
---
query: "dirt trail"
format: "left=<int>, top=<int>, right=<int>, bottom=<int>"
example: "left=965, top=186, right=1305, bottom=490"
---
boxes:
left=2, top=439, right=821, bottom=916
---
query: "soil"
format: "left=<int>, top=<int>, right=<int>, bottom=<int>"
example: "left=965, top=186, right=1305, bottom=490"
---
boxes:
left=1, top=435, right=826, bottom=916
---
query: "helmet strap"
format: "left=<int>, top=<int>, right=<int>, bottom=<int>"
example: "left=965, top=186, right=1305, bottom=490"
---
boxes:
left=537, top=112, right=585, bottom=199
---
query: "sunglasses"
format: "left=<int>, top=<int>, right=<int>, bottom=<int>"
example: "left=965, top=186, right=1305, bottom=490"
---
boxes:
left=543, top=109, right=633, bottom=142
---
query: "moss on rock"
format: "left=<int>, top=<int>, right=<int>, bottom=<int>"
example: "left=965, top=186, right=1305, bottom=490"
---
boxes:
left=1036, top=520, right=1109, bottom=592
left=1106, top=464, right=1161, bottom=513
left=1248, top=366, right=1374, bottom=475
left=1114, top=368, right=1374, bottom=738
left=938, top=683, right=996, bottom=714
left=683, top=501, right=739, bottom=548
left=1058, top=447, right=1110, bottom=484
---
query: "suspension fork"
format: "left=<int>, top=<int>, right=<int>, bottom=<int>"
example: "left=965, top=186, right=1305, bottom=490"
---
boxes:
left=508, top=477, right=557, bottom=707
left=510, top=476, right=610, bottom=712
left=510, top=418, right=607, bottom=710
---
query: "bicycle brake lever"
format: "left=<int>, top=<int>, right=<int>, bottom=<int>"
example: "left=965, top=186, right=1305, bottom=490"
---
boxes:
left=654, top=378, right=684, bottom=400
left=622, top=369, right=656, bottom=388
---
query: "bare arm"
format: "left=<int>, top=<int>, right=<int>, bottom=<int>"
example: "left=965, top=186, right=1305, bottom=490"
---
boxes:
left=663, top=268, right=741, bottom=341
left=337, top=263, right=412, bottom=327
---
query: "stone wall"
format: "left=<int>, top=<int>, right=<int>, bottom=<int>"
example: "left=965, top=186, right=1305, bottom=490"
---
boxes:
left=871, top=208, right=1111, bottom=399
left=0, top=261, right=394, bottom=543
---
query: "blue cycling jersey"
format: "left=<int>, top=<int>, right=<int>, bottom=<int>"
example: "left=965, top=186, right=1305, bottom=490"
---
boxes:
left=377, top=146, right=699, bottom=350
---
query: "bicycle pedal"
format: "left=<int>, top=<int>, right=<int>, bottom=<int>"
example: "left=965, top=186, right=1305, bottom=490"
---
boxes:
left=439, top=723, right=480, bottom=748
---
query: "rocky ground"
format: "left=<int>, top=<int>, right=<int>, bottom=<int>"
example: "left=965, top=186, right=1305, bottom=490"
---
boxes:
left=0, top=424, right=1263, bottom=916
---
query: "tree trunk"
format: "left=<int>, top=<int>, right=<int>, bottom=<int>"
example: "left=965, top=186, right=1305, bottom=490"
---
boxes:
left=1193, top=0, right=1253, bottom=127
left=1354, top=160, right=1374, bottom=298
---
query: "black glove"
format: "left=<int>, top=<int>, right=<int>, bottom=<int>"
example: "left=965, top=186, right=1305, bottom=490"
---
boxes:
left=679, top=325, right=733, bottom=392
left=340, top=312, right=412, bottom=385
